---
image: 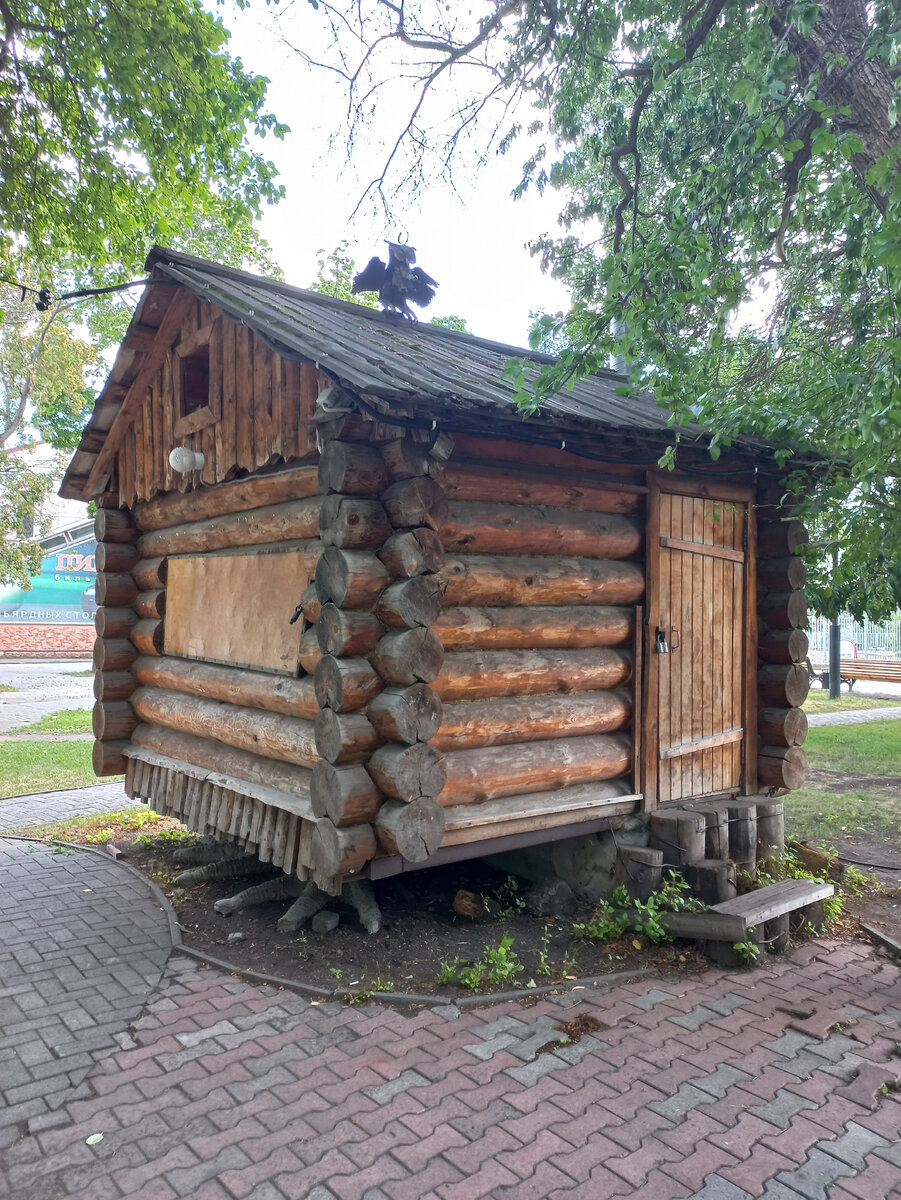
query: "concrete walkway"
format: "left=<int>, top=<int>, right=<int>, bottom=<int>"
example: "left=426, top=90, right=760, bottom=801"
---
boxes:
left=0, top=782, right=132, bottom=831
left=807, top=707, right=901, bottom=727
left=1, top=837, right=899, bottom=1200
left=0, top=661, right=93, bottom=734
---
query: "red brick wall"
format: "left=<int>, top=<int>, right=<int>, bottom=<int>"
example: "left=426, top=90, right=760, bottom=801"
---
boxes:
left=0, top=624, right=94, bottom=659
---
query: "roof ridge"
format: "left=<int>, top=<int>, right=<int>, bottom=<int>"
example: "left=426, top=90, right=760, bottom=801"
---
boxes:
left=145, top=245, right=632, bottom=381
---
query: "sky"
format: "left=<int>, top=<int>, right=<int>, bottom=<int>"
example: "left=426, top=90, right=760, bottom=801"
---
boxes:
left=219, top=1, right=575, bottom=347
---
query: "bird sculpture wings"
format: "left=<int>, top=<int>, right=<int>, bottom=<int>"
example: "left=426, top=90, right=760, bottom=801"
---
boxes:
left=352, top=242, right=438, bottom=319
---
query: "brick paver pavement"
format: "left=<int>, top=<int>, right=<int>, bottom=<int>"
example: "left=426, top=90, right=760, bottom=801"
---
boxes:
left=0, top=839, right=173, bottom=1145
left=0, top=783, right=132, bottom=831
left=1, top=842, right=900, bottom=1200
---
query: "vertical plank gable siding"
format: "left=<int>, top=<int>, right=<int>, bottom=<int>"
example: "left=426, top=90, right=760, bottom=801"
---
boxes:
left=115, top=299, right=317, bottom=508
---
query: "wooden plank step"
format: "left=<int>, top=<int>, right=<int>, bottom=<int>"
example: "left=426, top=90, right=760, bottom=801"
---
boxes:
left=712, top=877, right=834, bottom=928
left=613, top=877, right=833, bottom=942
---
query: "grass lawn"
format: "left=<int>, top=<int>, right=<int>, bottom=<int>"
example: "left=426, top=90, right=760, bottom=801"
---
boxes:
left=9, top=707, right=92, bottom=735
left=0, top=683, right=17, bottom=694
left=803, top=719, right=901, bottom=775
left=803, top=693, right=901, bottom=714
left=1, top=807, right=171, bottom=841
left=785, top=719, right=901, bottom=847
left=0, top=741, right=119, bottom=798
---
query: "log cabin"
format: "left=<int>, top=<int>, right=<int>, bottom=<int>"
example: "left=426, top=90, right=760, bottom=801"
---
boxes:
left=60, top=247, right=814, bottom=901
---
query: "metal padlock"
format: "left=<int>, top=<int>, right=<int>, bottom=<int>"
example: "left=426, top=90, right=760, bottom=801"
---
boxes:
left=655, top=627, right=669, bottom=654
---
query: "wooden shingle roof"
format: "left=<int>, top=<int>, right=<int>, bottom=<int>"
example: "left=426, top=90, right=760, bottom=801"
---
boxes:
left=61, top=246, right=771, bottom=500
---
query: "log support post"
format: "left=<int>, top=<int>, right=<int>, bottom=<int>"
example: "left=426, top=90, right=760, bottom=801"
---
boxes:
left=755, top=483, right=810, bottom=792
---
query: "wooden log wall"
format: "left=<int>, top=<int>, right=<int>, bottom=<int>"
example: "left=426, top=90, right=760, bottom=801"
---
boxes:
left=92, top=501, right=139, bottom=775
left=94, top=462, right=347, bottom=890
left=429, top=458, right=644, bottom=819
left=111, top=297, right=321, bottom=508
left=310, top=421, right=450, bottom=875
left=755, top=479, right=810, bottom=790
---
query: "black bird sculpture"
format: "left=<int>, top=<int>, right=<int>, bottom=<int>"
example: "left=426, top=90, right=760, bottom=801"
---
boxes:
left=352, top=241, right=438, bottom=320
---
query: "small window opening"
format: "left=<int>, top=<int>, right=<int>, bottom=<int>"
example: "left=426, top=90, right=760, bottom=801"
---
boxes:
left=179, top=346, right=210, bottom=418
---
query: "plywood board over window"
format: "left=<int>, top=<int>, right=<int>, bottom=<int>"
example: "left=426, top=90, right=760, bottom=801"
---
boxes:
left=165, top=549, right=307, bottom=674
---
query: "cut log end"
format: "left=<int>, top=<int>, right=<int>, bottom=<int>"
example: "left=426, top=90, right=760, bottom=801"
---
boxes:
left=375, top=797, right=446, bottom=862
left=367, top=741, right=447, bottom=802
left=758, top=745, right=808, bottom=790
left=310, top=818, right=376, bottom=877
left=367, top=684, right=443, bottom=744
left=371, top=628, right=445, bottom=685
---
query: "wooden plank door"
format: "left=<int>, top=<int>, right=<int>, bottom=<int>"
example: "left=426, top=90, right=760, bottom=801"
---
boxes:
left=646, top=485, right=753, bottom=805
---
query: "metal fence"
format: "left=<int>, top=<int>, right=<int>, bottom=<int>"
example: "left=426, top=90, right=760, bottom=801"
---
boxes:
left=807, top=614, right=901, bottom=662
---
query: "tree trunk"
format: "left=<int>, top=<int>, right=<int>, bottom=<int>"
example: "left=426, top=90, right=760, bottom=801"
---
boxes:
left=299, top=626, right=323, bottom=674
left=757, top=555, right=807, bottom=592
left=93, top=638, right=136, bottom=671
left=132, top=557, right=168, bottom=590
left=94, top=670, right=136, bottom=701
left=93, top=739, right=129, bottom=776
left=758, top=663, right=809, bottom=707
left=95, top=541, right=138, bottom=573
left=777, top=0, right=900, bottom=214
left=756, top=519, right=808, bottom=556
left=758, top=744, right=808, bottom=790
left=94, top=509, right=138, bottom=543
left=92, top=701, right=137, bottom=741
left=96, top=572, right=138, bottom=607
left=134, top=590, right=166, bottom=620
left=382, top=476, right=448, bottom=528
left=441, top=462, right=643, bottom=514
left=130, top=618, right=164, bottom=656
left=758, top=591, right=807, bottom=630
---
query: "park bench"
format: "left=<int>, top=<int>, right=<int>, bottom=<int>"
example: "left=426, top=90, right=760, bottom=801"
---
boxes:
left=808, top=658, right=901, bottom=691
